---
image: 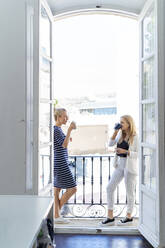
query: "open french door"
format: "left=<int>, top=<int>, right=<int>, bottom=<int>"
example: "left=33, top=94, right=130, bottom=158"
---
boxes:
left=138, top=0, right=165, bottom=247
left=38, top=0, right=54, bottom=195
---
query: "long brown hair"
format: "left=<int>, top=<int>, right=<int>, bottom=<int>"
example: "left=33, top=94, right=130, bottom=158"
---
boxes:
left=119, top=115, right=137, bottom=145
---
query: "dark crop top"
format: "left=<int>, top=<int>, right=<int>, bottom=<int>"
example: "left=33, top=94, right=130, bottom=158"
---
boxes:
left=117, top=140, right=129, bottom=157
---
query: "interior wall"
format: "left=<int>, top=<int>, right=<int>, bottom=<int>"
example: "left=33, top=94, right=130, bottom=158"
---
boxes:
left=0, top=0, right=27, bottom=194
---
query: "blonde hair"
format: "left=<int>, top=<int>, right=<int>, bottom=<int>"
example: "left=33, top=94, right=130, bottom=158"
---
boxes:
left=119, top=115, right=137, bottom=145
left=54, top=108, right=66, bottom=121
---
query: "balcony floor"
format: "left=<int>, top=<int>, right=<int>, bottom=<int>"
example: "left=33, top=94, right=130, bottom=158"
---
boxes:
left=54, top=218, right=139, bottom=235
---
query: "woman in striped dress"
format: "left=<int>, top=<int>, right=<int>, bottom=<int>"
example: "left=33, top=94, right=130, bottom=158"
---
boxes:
left=54, top=108, right=77, bottom=223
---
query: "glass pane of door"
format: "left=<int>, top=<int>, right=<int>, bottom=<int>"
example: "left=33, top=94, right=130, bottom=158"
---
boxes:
left=39, top=2, right=53, bottom=195
left=40, top=5, right=50, bottom=57
left=142, top=147, right=156, bottom=191
left=39, top=103, right=51, bottom=144
left=142, top=8, right=155, bottom=57
left=40, top=56, right=51, bottom=100
left=142, top=58, right=154, bottom=100
left=139, top=1, right=159, bottom=247
left=142, top=103, right=156, bottom=144
left=39, top=146, right=51, bottom=191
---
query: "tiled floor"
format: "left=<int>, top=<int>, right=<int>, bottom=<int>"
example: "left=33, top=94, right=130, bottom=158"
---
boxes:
left=54, top=234, right=153, bottom=248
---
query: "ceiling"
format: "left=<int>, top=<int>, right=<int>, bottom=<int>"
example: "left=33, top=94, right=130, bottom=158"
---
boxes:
left=46, top=0, right=147, bottom=17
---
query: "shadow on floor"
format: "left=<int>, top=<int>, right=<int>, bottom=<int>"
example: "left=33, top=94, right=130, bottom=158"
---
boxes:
left=54, top=234, right=153, bottom=248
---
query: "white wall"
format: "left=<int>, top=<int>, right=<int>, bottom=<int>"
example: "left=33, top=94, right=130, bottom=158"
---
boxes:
left=63, top=125, right=109, bottom=154
left=0, top=0, right=27, bottom=194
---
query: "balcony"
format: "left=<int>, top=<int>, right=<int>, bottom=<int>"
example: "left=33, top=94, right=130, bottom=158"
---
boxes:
left=55, top=154, right=139, bottom=234
left=39, top=154, right=139, bottom=232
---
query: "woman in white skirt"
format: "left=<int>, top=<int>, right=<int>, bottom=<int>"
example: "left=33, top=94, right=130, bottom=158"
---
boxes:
left=102, top=115, right=138, bottom=225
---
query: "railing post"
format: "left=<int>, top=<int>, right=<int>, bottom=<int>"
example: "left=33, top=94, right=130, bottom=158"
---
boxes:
left=91, top=156, right=94, bottom=205
left=74, top=156, right=77, bottom=204
left=42, top=155, right=44, bottom=188
left=100, top=156, right=102, bottom=205
left=108, top=156, right=111, bottom=181
left=48, top=155, right=51, bottom=184
left=83, top=157, right=85, bottom=204
left=117, top=185, right=119, bottom=204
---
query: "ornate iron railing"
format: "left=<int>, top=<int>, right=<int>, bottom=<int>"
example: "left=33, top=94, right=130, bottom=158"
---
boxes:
left=39, top=154, right=139, bottom=217
left=62, top=155, right=139, bottom=218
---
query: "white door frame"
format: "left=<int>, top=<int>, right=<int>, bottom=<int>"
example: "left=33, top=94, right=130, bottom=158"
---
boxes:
left=138, top=0, right=165, bottom=247
left=39, top=2, right=165, bottom=244
left=156, top=0, right=165, bottom=246
left=38, top=0, right=54, bottom=195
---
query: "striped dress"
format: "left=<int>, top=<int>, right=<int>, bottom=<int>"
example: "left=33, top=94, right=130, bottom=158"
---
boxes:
left=53, top=126, right=77, bottom=189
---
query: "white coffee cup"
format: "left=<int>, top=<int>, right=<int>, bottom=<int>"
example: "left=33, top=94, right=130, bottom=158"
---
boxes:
left=71, top=121, right=77, bottom=129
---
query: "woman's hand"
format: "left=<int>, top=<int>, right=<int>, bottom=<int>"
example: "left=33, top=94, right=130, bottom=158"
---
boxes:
left=68, top=121, right=76, bottom=131
left=63, top=123, right=75, bottom=148
left=115, top=148, right=128, bottom=155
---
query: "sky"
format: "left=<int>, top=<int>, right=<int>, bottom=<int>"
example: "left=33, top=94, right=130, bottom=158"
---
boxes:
left=53, top=13, right=139, bottom=123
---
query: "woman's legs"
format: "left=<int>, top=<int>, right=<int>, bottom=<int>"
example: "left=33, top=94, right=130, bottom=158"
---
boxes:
left=59, top=187, right=77, bottom=210
left=54, top=187, right=77, bottom=218
left=54, top=187, right=61, bottom=218
left=106, top=168, right=124, bottom=218
left=124, top=170, right=137, bottom=218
